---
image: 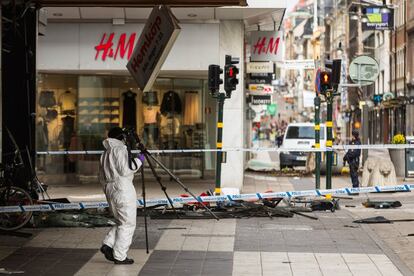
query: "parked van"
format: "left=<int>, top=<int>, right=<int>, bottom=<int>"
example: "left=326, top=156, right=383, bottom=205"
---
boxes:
left=279, top=122, right=327, bottom=168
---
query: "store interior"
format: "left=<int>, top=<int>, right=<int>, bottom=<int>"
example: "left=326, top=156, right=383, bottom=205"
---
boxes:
left=36, top=73, right=217, bottom=184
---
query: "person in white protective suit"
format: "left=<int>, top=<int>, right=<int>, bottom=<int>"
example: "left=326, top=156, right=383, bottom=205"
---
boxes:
left=98, top=127, right=144, bottom=265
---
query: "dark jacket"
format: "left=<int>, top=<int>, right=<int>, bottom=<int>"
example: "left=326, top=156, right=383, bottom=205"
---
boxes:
left=160, top=91, right=182, bottom=115
left=344, top=138, right=361, bottom=164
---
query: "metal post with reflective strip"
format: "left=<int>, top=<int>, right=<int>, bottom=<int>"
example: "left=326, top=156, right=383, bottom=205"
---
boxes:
left=314, top=96, right=321, bottom=189
left=326, top=91, right=334, bottom=189
left=215, top=93, right=226, bottom=195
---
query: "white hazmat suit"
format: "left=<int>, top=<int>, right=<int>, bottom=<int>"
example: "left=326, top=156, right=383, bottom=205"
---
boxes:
left=99, top=138, right=142, bottom=261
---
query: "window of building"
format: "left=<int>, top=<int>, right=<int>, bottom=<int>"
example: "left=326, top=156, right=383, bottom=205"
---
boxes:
left=36, top=74, right=217, bottom=184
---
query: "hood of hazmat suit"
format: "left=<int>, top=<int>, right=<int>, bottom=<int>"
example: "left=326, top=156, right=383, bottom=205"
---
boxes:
left=99, top=138, right=142, bottom=261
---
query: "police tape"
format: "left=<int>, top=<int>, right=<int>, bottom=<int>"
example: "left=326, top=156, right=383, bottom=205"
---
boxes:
left=1, top=184, right=413, bottom=213
left=35, top=144, right=414, bottom=155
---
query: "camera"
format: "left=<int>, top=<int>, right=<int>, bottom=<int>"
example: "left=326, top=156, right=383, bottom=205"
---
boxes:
left=122, top=128, right=141, bottom=151
left=120, top=128, right=144, bottom=170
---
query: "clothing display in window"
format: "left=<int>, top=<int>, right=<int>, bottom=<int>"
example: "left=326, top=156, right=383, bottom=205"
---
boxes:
left=142, top=91, right=159, bottom=105
left=59, top=90, right=76, bottom=114
left=160, top=115, right=180, bottom=136
left=183, top=91, right=200, bottom=125
left=122, top=90, right=137, bottom=128
left=60, top=115, right=75, bottom=148
left=143, top=105, right=160, bottom=124
left=160, top=90, right=182, bottom=115
left=45, top=109, right=58, bottom=121
left=143, top=123, right=159, bottom=145
left=36, top=118, right=49, bottom=151
left=39, top=91, right=57, bottom=108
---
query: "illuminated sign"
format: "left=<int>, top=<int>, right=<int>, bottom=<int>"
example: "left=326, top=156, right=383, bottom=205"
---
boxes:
left=362, top=7, right=394, bottom=30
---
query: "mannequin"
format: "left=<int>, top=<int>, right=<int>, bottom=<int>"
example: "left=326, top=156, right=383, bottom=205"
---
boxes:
left=59, top=90, right=76, bottom=115
left=142, top=92, right=160, bottom=146
left=160, top=90, right=182, bottom=116
left=60, top=115, right=75, bottom=173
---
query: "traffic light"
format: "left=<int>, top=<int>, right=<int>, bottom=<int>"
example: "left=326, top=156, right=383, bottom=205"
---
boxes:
left=208, top=64, right=223, bottom=95
left=325, top=59, right=341, bottom=90
left=224, top=55, right=239, bottom=96
left=320, top=71, right=332, bottom=94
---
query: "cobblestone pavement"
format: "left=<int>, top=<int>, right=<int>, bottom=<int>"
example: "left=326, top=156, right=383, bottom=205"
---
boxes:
left=0, top=173, right=413, bottom=275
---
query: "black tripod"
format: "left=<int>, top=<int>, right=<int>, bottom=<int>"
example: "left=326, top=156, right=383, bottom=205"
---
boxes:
left=135, top=137, right=219, bottom=253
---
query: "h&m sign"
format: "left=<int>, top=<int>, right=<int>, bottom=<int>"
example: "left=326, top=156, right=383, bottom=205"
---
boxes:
left=250, top=31, right=284, bottom=62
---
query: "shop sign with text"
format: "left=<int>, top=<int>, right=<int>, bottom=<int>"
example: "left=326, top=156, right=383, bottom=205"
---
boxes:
left=95, top=32, right=137, bottom=61
left=246, top=61, right=273, bottom=73
left=363, top=6, right=394, bottom=30
left=248, top=73, right=273, bottom=85
left=249, top=84, right=274, bottom=94
left=251, top=95, right=272, bottom=105
left=127, top=5, right=181, bottom=91
left=250, top=31, right=284, bottom=62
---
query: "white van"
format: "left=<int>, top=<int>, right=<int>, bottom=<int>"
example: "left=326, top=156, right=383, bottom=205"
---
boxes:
left=279, top=122, right=327, bottom=168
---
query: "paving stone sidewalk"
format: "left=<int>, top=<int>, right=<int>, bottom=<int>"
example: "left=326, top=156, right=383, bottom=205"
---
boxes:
left=0, top=173, right=413, bottom=275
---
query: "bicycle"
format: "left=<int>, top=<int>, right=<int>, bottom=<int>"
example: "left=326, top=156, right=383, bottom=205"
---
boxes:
left=0, top=162, right=34, bottom=231
left=0, top=129, right=49, bottom=231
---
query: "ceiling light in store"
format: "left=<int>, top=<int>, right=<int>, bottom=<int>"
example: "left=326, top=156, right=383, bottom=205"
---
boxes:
left=187, top=13, right=197, bottom=18
left=53, top=13, right=63, bottom=17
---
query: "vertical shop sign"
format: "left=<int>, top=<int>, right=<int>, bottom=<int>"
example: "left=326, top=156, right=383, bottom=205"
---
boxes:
left=250, top=31, right=284, bottom=62
left=127, top=5, right=181, bottom=91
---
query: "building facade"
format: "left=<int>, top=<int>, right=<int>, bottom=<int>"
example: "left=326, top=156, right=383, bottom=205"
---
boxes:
left=35, top=3, right=285, bottom=190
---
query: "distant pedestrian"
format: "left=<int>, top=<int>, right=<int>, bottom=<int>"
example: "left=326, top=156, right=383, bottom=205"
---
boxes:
left=343, top=130, right=361, bottom=188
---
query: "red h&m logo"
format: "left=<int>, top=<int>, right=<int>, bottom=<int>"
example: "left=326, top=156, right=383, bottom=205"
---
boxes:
left=253, top=36, right=280, bottom=55
left=95, top=32, right=136, bottom=61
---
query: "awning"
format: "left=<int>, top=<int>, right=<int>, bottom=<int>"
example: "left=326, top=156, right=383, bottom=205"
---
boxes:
left=34, top=0, right=247, bottom=7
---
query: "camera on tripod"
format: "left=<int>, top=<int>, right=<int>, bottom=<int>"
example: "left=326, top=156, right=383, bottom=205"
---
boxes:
left=120, top=128, right=144, bottom=170
left=121, top=127, right=141, bottom=151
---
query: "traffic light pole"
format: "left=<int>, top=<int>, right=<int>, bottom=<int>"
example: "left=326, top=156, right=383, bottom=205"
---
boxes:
left=314, top=96, right=321, bottom=189
left=214, top=93, right=225, bottom=195
left=318, top=59, right=341, bottom=190
left=326, top=91, right=334, bottom=190
left=208, top=55, right=239, bottom=196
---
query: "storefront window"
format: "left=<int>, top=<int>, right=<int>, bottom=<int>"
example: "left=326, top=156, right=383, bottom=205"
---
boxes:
left=36, top=73, right=216, bottom=184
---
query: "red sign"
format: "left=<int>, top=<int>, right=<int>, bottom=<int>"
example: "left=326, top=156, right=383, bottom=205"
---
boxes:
left=95, top=32, right=137, bottom=61
left=250, top=31, right=283, bottom=62
left=253, top=36, right=280, bottom=56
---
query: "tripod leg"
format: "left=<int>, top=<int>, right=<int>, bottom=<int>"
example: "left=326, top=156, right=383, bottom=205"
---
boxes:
left=142, top=152, right=179, bottom=219
left=146, top=153, right=219, bottom=220
left=141, top=166, right=149, bottom=254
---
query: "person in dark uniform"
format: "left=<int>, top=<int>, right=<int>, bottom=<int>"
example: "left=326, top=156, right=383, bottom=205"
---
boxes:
left=343, top=130, right=361, bottom=188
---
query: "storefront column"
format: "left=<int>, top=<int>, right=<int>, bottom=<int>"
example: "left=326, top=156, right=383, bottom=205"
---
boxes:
left=1, top=3, right=36, bottom=165
left=0, top=5, right=2, bottom=159
left=219, top=20, right=245, bottom=191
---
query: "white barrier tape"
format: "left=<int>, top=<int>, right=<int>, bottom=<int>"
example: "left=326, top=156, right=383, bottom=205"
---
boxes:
left=36, top=144, right=414, bottom=155
left=1, top=184, right=413, bottom=213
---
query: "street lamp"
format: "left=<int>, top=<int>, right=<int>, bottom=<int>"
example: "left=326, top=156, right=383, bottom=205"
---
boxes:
left=380, top=0, right=391, bottom=14
left=361, top=8, right=368, bottom=23
left=350, top=13, right=359, bottom=20
left=336, top=42, right=343, bottom=57
left=380, top=6, right=391, bottom=14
